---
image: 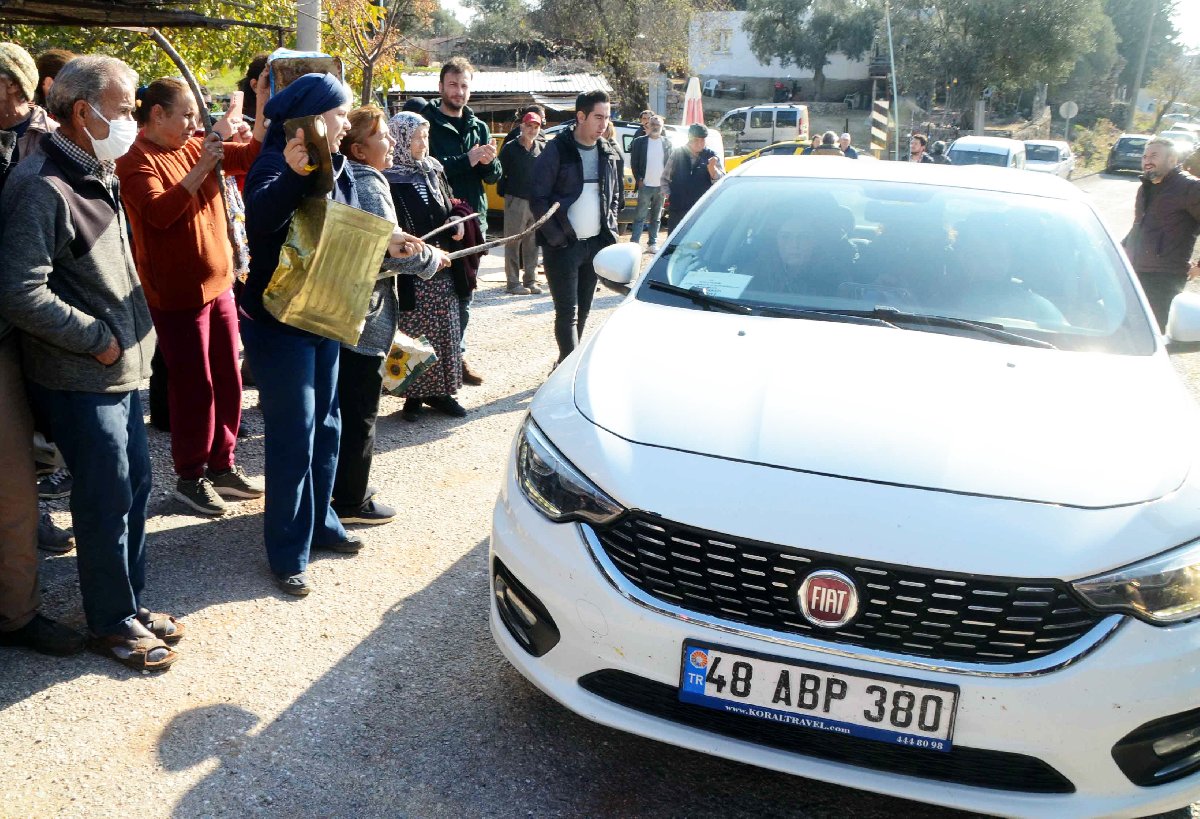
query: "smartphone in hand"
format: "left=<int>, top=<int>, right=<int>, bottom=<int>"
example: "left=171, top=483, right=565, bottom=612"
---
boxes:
left=226, top=90, right=244, bottom=123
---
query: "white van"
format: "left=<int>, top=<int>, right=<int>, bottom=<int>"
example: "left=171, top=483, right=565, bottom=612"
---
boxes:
left=946, top=135, right=1026, bottom=169
left=715, top=104, right=809, bottom=154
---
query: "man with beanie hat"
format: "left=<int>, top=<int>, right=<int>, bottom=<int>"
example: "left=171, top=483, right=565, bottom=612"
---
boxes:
left=662, top=122, right=723, bottom=221
left=0, top=42, right=57, bottom=190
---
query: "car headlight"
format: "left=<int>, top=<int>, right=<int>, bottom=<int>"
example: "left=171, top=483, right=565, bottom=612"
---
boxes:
left=516, top=418, right=624, bottom=525
left=1073, top=539, right=1200, bottom=625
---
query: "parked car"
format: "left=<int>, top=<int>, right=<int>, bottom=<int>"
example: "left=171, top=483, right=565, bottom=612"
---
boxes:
left=946, top=135, right=1026, bottom=168
left=1022, top=139, right=1075, bottom=178
left=1161, top=129, right=1199, bottom=150
left=715, top=104, right=810, bottom=155
left=491, top=155, right=1200, bottom=818
left=1106, top=133, right=1153, bottom=173
left=723, top=138, right=811, bottom=171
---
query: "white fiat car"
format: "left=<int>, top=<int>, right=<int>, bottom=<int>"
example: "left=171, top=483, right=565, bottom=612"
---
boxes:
left=489, top=157, right=1200, bottom=818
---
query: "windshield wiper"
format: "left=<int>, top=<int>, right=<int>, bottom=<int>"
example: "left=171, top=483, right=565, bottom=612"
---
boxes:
left=755, top=304, right=900, bottom=328
left=647, top=280, right=754, bottom=314
left=866, top=307, right=1057, bottom=349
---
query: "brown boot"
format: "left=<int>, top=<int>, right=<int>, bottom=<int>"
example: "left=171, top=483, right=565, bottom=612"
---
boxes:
left=462, top=360, right=483, bottom=386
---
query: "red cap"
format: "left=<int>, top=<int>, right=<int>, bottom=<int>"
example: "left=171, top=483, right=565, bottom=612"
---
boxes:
left=522, top=112, right=543, bottom=125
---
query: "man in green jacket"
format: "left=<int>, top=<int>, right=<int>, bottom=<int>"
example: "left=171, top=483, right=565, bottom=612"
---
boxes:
left=421, top=56, right=501, bottom=385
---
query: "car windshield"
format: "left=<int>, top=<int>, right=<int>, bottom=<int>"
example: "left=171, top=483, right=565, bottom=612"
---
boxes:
left=946, top=148, right=1007, bottom=167
left=1026, top=145, right=1061, bottom=162
left=1117, top=138, right=1148, bottom=152
left=637, top=176, right=1155, bottom=355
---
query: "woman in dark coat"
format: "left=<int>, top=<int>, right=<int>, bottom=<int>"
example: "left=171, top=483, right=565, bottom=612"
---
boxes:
left=241, top=73, right=366, bottom=595
left=384, top=112, right=469, bottom=422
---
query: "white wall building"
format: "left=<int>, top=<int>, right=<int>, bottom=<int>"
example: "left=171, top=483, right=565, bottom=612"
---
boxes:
left=688, top=11, right=870, bottom=82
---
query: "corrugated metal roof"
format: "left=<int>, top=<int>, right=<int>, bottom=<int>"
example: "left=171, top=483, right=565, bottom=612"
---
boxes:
left=398, top=70, right=613, bottom=95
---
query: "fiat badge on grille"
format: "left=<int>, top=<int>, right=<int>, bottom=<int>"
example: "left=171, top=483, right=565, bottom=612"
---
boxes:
left=798, top=570, right=859, bottom=629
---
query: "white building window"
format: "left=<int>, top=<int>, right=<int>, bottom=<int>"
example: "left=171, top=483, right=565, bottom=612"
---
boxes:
left=713, top=29, right=732, bottom=54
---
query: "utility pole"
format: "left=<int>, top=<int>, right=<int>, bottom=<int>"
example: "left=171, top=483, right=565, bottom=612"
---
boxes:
left=884, top=0, right=901, bottom=160
left=1125, top=1, right=1158, bottom=131
left=297, top=0, right=321, bottom=51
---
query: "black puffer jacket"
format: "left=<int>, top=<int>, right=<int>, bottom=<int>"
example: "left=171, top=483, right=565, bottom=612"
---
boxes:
left=1124, top=166, right=1200, bottom=276
left=529, top=125, right=622, bottom=248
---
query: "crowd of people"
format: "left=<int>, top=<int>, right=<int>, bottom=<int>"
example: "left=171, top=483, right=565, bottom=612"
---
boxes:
left=0, top=45, right=579, bottom=671
left=11, top=38, right=1189, bottom=677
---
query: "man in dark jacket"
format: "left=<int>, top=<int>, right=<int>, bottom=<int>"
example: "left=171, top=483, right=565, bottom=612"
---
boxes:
left=421, top=56, right=501, bottom=384
left=530, top=89, right=622, bottom=362
left=0, top=42, right=58, bottom=194
left=909, top=133, right=934, bottom=163
left=812, top=130, right=845, bottom=156
left=498, top=110, right=546, bottom=294
left=1124, top=137, right=1200, bottom=331
left=629, top=115, right=672, bottom=251
left=0, top=55, right=181, bottom=669
left=662, top=122, right=724, bottom=221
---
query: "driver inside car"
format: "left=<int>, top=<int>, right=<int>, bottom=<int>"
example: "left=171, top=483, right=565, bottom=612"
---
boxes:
left=748, top=206, right=855, bottom=299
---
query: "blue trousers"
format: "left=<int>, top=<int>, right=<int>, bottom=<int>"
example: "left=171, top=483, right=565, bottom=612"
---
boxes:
left=630, top=185, right=665, bottom=245
left=27, top=384, right=150, bottom=635
left=241, top=318, right=346, bottom=577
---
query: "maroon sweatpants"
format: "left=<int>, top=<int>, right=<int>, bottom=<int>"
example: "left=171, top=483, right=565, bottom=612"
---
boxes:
left=149, top=289, right=242, bottom=479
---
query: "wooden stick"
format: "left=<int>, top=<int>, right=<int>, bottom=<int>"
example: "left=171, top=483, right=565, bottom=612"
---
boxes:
left=445, top=203, right=560, bottom=261
left=420, top=212, right=480, bottom=241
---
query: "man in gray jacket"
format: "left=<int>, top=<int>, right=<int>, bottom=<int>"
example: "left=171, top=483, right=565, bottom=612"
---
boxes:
left=0, top=55, right=182, bottom=671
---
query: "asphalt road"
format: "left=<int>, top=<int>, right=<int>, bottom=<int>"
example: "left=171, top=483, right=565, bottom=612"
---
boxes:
left=1, top=172, right=1197, bottom=819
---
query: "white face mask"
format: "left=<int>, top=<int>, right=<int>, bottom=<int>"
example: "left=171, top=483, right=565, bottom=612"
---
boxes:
left=86, top=103, right=138, bottom=162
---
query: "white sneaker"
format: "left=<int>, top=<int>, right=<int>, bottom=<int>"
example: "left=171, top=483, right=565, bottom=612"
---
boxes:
left=646, top=244, right=658, bottom=254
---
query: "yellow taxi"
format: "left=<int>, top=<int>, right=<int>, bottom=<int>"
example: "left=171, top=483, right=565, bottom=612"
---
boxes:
left=723, top=138, right=813, bottom=172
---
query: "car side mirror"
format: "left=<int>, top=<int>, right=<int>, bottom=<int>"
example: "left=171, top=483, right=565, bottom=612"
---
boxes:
left=593, top=242, right=642, bottom=296
left=1166, top=291, right=1200, bottom=343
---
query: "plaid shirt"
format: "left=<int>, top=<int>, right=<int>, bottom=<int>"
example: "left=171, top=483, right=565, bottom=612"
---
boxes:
left=50, top=131, right=116, bottom=188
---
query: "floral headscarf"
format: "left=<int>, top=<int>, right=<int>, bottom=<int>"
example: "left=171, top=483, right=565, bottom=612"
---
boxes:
left=388, top=112, right=437, bottom=175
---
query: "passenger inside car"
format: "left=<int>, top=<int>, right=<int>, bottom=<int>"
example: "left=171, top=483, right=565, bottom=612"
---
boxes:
left=944, top=217, right=1066, bottom=326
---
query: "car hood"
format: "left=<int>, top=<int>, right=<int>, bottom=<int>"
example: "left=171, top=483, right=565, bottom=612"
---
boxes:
left=573, top=301, right=1195, bottom=509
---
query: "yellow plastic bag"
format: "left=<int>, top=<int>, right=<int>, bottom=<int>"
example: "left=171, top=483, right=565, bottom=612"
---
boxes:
left=263, top=198, right=394, bottom=344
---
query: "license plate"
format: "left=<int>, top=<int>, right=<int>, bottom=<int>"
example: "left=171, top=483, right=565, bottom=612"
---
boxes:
left=679, top=642, right=959, bottom=752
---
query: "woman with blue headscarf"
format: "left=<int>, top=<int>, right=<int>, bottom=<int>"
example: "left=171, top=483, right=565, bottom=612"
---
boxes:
left=240, top=73, right=363, bottom=596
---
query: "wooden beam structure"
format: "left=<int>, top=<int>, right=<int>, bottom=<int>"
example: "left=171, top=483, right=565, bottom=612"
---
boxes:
left=0, top=0, right=289, bottom=34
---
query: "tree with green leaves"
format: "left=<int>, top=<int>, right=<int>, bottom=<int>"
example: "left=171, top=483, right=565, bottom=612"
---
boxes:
left=1104, top=0, right=1181, bottom=97
left=889, top=0, right=1109, bottom=127
left=324, top=0, right=437, bottom=104
left=1146, top=55, right=1200, bottom=133
left=530, top=0, right=716, bottom=111
left=743, top=0, right=880, bottom=100
left=1, top=0, right=292, bottom=87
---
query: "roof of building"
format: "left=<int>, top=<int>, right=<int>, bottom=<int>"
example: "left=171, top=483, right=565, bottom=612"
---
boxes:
left=397, top=70, right=613, bottom=96
left=0, top=0, right=289, bottom=31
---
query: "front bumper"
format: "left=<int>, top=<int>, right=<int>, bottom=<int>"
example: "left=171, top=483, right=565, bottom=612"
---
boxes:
left=490, top=464, right=1200, bottom=818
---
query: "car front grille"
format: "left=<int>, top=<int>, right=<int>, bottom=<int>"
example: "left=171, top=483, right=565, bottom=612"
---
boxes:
left=590, top=514, right=1106, bottom=665
left=579, top=670, right=1074, bottom=793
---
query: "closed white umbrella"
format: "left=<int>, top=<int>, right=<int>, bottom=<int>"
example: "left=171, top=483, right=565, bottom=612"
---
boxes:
left=680, top=76, right=725, bottom=160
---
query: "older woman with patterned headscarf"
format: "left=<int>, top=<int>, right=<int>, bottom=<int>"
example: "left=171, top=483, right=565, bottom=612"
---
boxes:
left=385, top=112, right=470, bottom=423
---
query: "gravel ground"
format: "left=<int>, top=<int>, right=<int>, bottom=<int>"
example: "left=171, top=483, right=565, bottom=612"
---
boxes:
left=3, top=202, right=1199, bottom=818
